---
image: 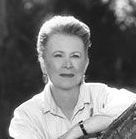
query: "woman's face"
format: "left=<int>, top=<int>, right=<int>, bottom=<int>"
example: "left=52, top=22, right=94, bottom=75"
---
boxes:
left=43, top=33, right=89, bottom=90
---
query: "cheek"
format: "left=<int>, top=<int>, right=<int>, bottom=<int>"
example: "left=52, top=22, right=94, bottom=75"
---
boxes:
left=46, top=60, right=60, bottom=73
left=75, top=61, right=87, bottom=73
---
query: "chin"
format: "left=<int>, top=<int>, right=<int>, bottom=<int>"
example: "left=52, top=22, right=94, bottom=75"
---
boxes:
left=56, top=81, right=81, bottom=90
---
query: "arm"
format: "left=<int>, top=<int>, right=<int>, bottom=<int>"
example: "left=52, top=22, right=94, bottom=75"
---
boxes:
left=58, top=87, right=136, bottom=139
left=58, top=115, right=113, bottom=139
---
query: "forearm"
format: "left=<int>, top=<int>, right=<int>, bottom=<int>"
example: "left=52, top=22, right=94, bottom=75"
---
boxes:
left=59, top=115, right=113, bottom=139
left=83, top=115, right=113, bottom=134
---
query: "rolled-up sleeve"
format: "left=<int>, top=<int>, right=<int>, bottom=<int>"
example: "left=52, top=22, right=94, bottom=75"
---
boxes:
left=9, top=107, right=42, bottom=139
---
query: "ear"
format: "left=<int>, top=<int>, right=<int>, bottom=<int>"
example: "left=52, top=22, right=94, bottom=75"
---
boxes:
left=40, top=59, right=47, bottom=74
left=84, top=57, right=89, bottom=72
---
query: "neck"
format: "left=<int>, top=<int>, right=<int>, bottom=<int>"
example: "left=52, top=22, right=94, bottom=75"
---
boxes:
left=50, top=83, right=81, bottom=120
left=50, top=84, right=80, bottom=109
left=51, top=84, right=80, bottom=99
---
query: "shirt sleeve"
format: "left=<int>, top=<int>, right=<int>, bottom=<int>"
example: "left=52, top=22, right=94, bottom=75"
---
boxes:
left=9, top=107, right=43, bottom=139
left=94, top=85, right=136, bottom=120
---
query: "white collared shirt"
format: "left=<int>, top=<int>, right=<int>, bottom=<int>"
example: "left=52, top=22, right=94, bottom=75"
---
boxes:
left=9, top=82, right=136, bottom=139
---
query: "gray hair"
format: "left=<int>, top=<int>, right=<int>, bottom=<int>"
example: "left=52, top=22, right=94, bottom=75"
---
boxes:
left=37, top=15, right=91, bottom=71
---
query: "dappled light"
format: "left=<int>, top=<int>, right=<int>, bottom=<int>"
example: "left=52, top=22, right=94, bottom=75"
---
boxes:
left=102, top=0, right=136, bottom=30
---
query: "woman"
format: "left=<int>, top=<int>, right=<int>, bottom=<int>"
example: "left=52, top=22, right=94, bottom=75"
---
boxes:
left=9, top=15, right=136, bottom=139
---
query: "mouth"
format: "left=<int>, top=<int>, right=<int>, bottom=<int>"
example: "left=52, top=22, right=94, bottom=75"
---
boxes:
left=59, top=73, right=75, bottom=78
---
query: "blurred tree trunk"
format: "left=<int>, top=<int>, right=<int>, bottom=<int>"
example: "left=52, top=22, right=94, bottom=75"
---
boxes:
left=0, top=0, right=7, bottom=95
left=0, top=0, right=7, bottom=101
left=0, top=1, right=10, bottom=138
left=0, top=0, right=8, bottom=46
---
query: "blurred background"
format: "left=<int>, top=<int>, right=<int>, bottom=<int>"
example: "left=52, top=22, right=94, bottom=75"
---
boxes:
left=0, top=0, right=136, bottom=138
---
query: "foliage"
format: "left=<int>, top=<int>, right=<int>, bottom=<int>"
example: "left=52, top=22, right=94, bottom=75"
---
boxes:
left=104, top=0, right=136, bottom=31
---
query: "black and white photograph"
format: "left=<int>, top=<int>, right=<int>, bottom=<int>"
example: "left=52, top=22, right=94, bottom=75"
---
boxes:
left=1, top=0, right=136, bottom=138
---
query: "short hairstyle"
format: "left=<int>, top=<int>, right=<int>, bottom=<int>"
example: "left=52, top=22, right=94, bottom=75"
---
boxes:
left=37, top=15, right=91, bottom=70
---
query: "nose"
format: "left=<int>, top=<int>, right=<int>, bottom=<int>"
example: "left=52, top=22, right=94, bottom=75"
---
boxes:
left=62, top=58, right=73, bottom=69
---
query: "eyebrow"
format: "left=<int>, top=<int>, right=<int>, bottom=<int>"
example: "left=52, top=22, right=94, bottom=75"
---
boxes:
left=53, top=51, right=63, bottom=53
left=53, top=51, right=82, bottom=54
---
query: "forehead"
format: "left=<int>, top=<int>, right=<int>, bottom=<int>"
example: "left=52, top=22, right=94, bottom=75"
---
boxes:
left=46, top=33, right=85, bottom=52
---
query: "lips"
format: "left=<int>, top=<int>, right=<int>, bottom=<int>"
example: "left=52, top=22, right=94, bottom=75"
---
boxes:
left=59, top=73, right=75, bottom=78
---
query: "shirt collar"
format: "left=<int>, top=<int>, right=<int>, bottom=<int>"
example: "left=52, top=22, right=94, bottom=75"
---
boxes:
left=42, top=81, right=58, bottom=114
left=73, top=82, right=92, bottom=112
left=42, top=82, right=92, bottom=115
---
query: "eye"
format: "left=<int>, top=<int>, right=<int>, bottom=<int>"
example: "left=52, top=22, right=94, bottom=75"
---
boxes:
left=53, top=52, right=63, bottom=58
left=54, top=54, right=62, bottom=57
left=72, top=55, right=80, bottom=58
left=71, top=53, right=81, bottom=58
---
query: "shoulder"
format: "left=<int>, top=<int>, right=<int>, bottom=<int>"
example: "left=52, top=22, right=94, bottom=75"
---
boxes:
left=84, top=82, right=135, bottom=95
left=84, top=82, right=136, bottom=103
left=9, top=92, right=46, bottom=138
left=84, top=82, right=107, bottom=88
left=83, top=82, right=108, bottom=94
left=14, top=91, right=44, bottom=117
left=83, top=82, right=133, bottom=101
left=81, top=82, right=109, bottom=103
